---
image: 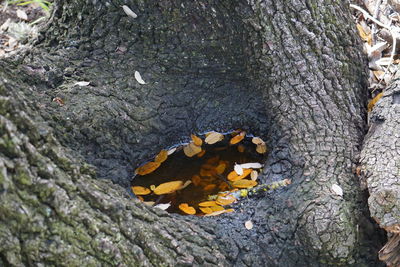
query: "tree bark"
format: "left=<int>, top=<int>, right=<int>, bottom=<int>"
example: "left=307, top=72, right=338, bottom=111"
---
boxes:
left=0, top=0, right=386, bottom=266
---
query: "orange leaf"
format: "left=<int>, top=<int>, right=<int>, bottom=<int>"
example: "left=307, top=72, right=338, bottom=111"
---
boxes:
left=183, top=142, right=202, bottom=157
left=179, top=203, right=196, bottom=215
left=204, top=184, right=217, bottom=191
left=155, top=149, right=168, bottom=163
left=216, top=194, right=236, bottom=206
left=131, top=186, right=152, bottom=195
left=153, top=181, right=184, bottom=195
left=210, top=205, right=224, bottom=212
left=227, top=169, right=252, bottom=181
left=197, top=149, right=206, bottom=157
left=135, top=162, right=161, bottom=175
left=232, top=179, right=257, bottom=188
left=204, top=132, right=224, bottom=144
left=199, top=207, right=213, bottom=214
left=237, top=144, right=245, bottom=153
left=198, top=201, right=218, bottom=207
left=215, top=162, right=227, bottom=175
left=191, top=134, right=203, bottom=146
left=368, top=92, right=383, bottom=112
left=230, top=132, right=245, bottom=145
left=191, top=175, right=202, bottom=186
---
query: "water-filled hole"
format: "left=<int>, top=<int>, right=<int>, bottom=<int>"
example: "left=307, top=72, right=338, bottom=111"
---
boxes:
left=131, top=131, right=267, bottom=216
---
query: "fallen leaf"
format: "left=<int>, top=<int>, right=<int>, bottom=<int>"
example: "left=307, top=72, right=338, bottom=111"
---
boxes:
left=131, top=186, right=151, bottom=195
left=167, top=147, right=177, bottom=155
left=198, top=201, right=218, bottom=207
left=155, top=149, right=168, bottom=163
left=191, top=134, right=203, bottom=146
left=215, top=162, right=227, bottom=174
left=331, top=184, right=343, bottom=197
left=252, top=137, right=264, bottom=145
left=234, top=164, right=244, bottom=175
left=204, top=208, right=234, bottom=216
left=154, top=202, right=171, bottom=210
left=134, top=70, right=146, bottom=84
left=256, top=143, right=267, bottom=154
left=368, top=92, right=383, bottom=112
left=199, top=207, right=213, bottom=214
left=237, top=144, right=245, bottom=153
left=135, top=161, right=160, bottom=175
left=206, top=156, right=220, bottom=165
left=153, top=181, right=184, bottom=195
left=203, top=184, right=216, bottom=191
left=228, top=169, right=252, bottom=181
left=245, top=220, right=253, bottom=230
left=210, top=205, right=224, bottom=212
left=183, top=142, right=202, bottom=157
left=74, top=81, right=90, bottom=86
left=197, top=149, right=206, bottom=157
left=230, top=131, right=245, bottom=145
left=232, top=179, right=257, bottom=188
left=250, top=170, right=258, bottom=181
left=239, top=162, right=263, bottom=169
left=122, top=5, right=138, bottom=18
left=180, top=180, right=192, bottom=190
left=179, top=203, right=196, bottom=215
left=204, top=132, right=224, bottom=144
left=16, top=10, right=28, bottom=20
left=216, top=194, right=236, bottom=206
left=356, top=23, right=371, bottom=43
left=191, top=175, right=201, bottom=186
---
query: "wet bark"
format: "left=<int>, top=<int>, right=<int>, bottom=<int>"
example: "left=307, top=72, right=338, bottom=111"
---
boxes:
left=0, top=0, right=386, bottom=266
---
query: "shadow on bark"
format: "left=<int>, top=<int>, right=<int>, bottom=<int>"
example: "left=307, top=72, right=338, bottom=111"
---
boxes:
left=0, top=0, right=387, bottom=266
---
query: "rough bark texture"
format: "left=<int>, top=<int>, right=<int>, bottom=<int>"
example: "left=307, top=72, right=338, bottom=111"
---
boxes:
left=0, top=0, right=386, bottom=266
left=360, top=73, right=400, bottom=266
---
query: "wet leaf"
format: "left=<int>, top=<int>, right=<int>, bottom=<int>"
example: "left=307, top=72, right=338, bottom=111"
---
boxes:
left=331, top=184, right=343, bottom=197
left=167, top=147, right=177, bottom=155
left=250, top=170, right=258, bottom=181
left=227, top=171, right=239, bottom=181
left=368, top=92, right=383, bottom=112
left=191, top=134, right=203, bottom=146
left=183, top=142, right=202, bottom=157
left=191, top=175, right=201, bottom=186
left=230, top=131, right=245, bottom=145
left=199, top=207, right=213, bottom=214
left=203, top=184, right=216, bottom=191
left=256, top=143, right=267, bottom=154
left=155, top=149, right=168, bottom=163
left=210, top=205, right=224, bottom=212
left=122, top=5, right=138, bottom=18
left=216, top=194, right=236, bottom=206
left=205, top=132, right=224, bottom=144
left=154, top=202, right=171, bottom=210
left=228, top=169, right=252, bottom=181
left=131, top=186, right=151, bottom=195
left=232, top=179, right=257, bottom=188
left=245, top=220, right=253, bottom=230
left=153, top=181, right=184, bottom=195
left=135, top=161, right=160, bottom=175
left=206, top=156, right=220, bottom=165
left=234, top=164, right=244, bottom=175
left=198, top=201, right=218, bottom=207
left=134, top=71, right=146, bottom=84
left=197, top=149, right=206, bottom=157
left=239, top=162, right=262, bottom=169
left=237, top=144, right=245, bottom=153
left=215, top=162, right=227, bottom=174
left=179, top=203, right=196, bottom=215
left=252, top=137, right=264, bottom=145
left=204, top=208, right=234, bottom=216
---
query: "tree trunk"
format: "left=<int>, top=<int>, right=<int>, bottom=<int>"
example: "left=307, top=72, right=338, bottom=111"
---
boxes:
left=0, top=0, right=386, bottom=266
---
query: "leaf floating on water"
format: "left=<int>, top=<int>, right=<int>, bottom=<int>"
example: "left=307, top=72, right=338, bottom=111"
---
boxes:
left=232, top=179, right=257, bottom=188
left=74, top=81, right=90, bottom=86
left=203, top=184, right=217, bottom=191
left=215, top=162, right=227, bottom=175
left=230, top=169, right=252, bottom=181
left=191, top=175, right=201, bottom=186
left=367, top=92, right=383, bottom=112
left=167, top=147, right=177, bottom=155
left=122, top=5, right=138, bottom=18
left=216, top=194, right=236, bottom=206
left=250, top=170, right=258, bottom=181
left=245, top=220, right=254, bottom=230
left=239, top=162, right=263, bottom=169
left=237, top=144, right=245, bottom=153
left=153, top=181, right=184, bottom=195
left=134, top=71, right=146, bottom=84
left=205, top=132, right=224, bottom=144
left=199, top=207, right=213, bottom=214
left=230, top=131, right=245, bottom=145
left=135, top=162, right=160, bottom=175
left=179, top=203, right=196, bottom=215
left=198, top=201, right=218, bottom=207
left=191, top=134, right=203, bottom=146
left=204, top=208, right=234, bottom=216
left=131, top=186, right=151, bottom=195
left=155, top=149, right=168, bottom=163
left=183, top=142, right=202, bottom=157
left=197, top=149, right=206, bottom=157
left=331, top=184, right=343, bottom=197
left=154, top=202, right=171, bottom=210
left=210, top=205, right=224, bottom=212
left=252, top=137, right=264, bottom=145
left=256, top=143, right=267, bottom=154
left=234, top=164, right=244, bottom=175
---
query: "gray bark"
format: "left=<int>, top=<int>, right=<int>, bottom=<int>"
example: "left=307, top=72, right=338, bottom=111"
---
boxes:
left=0, top=0, right=385, bottom=266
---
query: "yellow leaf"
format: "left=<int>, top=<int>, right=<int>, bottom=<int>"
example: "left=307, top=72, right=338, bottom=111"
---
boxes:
left=153, top=181, right=184, bottom=195
left=230, top=131, right=245, bottom=145
left=356, top=23, right=371, bottom=43
left=204, top=208, right=234, bottom=216
left=228, top=169, right=252, bottom=181
left=179, top=203, right=196, bottom=215
left=210, top=205, right=224, bottom=212
left=198, top=201, right=218, bottom=207
left=191, top=134, right=203, bottom=146
left=131, top=186, right=152, bottom=195
left=368, top=92, right=383, bottom=112
left=135, top=162, right=161, bottom=175
left=215, top=162, right=227, bottom=174
left=183, top=142, right=202, bottom=157
left=204, top=132, right=224, bottom=144
left=216, top=194, right=236, bottom=206
left=155, top=149, right=168, bottom=163
left=232, top=179, right=257, bottom=189
left=199, top=207, right=213, bottom=214
left=256, top=143, right=267, bottom=154
left=197, top=149, right=206, bottom=157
